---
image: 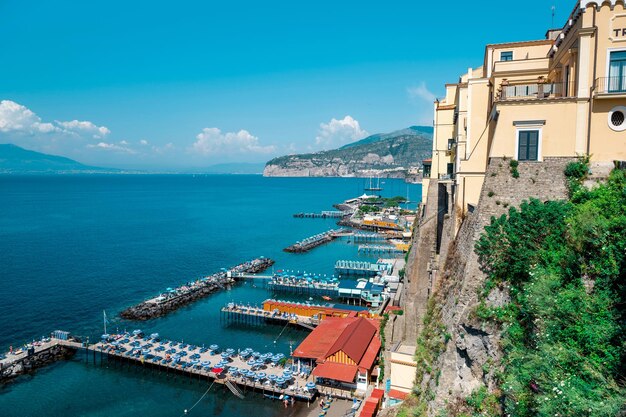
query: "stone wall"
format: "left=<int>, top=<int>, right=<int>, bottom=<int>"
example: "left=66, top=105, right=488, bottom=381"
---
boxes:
left=418, top=157, right=575, bottom=415
left=403, top=179, right=440, bottom=343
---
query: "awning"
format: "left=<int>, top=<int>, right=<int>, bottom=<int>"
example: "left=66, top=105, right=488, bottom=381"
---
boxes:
left=312, top=362, right=358, bottom=383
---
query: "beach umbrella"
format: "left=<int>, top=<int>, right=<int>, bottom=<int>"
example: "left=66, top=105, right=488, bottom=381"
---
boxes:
left=276, top=377, right=286, bottom=385
left=209, top=344, right=219, bottom=351
left=201, top=361, right=211, bottom=367
left=257, top=372, right=266, bottom=379
left=306, top=382, right=316, bottom=390
left=247, top=360, right=256, bottom=366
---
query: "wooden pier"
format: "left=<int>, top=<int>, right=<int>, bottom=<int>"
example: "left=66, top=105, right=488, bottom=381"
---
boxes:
left=357, top=245, right=404, bottom=254
left=221, top=304, right=318, bottom=331
left=91, top=333, right=316, bottom=401
left=334, top=260, right=392, bottom=277
left=267, top=279, right=338, bottom=297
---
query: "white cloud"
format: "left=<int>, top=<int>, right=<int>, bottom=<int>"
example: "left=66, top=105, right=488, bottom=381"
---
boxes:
left=140, top=139, right=149, bottom=145
left=56, top=119, right=110, bottom=138
left=191, top=127, right=275, bottom=155
left=87, top=141, right=135, bottom=154
left=0, top=100, right=110, bottom=139
left=407, top=82, right=437, bottom=102
left=0, top=100, right=60, bottom=134
left=315, top=115, right=368, bottom=150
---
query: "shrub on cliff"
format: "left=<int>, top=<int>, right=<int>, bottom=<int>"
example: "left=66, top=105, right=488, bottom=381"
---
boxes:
left=474, top=168, right=626, bottom=417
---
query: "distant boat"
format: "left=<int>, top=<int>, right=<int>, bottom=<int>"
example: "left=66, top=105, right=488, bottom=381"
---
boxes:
left=322, top=296, right=332, bottom=301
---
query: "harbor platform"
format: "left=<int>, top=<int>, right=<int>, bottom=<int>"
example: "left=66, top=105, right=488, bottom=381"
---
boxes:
left=93, top=332, right=316, bottom=401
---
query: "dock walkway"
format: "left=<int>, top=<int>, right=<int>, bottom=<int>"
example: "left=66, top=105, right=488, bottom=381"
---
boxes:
left=221, top=303, right=319, bottom=330
left=93, top=332, right=316, bottom=401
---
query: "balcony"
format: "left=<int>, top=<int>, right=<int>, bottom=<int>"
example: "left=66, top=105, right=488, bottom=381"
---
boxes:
left=497, top=81, right=574, bottom=101
left=595, top=77, right=626, bottom=97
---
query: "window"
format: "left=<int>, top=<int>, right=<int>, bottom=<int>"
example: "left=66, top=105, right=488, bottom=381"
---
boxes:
left=608, top=50, right=626, bottom=92
left=447, top=163, right=454, bottom=175
left=518, top=130, right=539, bottom=161
left=423, top=163, right=431, bottom=177
left=608, top=106, right=626, bottom=132
left=500, top=51, right=513, bottom=61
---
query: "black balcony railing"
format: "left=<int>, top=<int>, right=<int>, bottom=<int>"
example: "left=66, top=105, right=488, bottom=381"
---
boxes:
left=596, top=77, right=626, bottom=94
left=499, top=82, right=575, bottom=100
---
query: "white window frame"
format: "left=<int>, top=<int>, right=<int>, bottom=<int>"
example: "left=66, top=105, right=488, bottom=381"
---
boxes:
left=605, top=47, right=626, bottom=79
left=515, top=127, right=543, bottom=162
left=608, top=106, right=626, bottom=132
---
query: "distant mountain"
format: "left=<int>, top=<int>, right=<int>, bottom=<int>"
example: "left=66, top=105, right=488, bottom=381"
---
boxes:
left=0, top=144, right=112, bottom=173
left=264, top=126, right=433, bottom=178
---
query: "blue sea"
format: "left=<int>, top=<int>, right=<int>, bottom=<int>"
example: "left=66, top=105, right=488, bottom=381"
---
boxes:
left=0, top=175, right=421, bottom=417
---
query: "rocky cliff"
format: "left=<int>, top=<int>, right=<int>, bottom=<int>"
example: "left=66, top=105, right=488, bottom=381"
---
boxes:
left=393, top=157, right=576, bottom=416
left=263, top=126, right=433, bottom=177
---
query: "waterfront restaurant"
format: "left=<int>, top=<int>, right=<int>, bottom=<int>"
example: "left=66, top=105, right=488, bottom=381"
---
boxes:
left=293, top=316, right=381, bottom=393
left=423, top=0, right=626, bottom=232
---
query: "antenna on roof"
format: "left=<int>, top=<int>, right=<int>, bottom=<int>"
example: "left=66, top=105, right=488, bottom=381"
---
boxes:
left=551, top=5, right=556, bottom=27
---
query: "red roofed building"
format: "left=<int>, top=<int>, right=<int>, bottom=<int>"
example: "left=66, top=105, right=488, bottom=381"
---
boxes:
left=293, top=316, right=381, bottom=392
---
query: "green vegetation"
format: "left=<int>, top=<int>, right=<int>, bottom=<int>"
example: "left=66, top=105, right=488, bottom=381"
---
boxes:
left=509, top=159, right=520, bottom=178
left=358, top=205, right=380, bottom=214
left=384, top=195, right=408, bottom=207
left=473, top=163, right=626, bottom=417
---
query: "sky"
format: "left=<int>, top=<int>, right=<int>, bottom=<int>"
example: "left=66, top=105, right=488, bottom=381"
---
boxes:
left=0, top=0, right=573, bottom=170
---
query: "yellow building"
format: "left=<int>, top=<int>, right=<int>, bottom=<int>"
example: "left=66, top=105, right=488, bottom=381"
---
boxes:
left=423, top=0, right=626, bottom=228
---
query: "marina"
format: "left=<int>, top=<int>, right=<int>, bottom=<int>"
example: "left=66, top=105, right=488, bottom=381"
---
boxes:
left=120, top=257, right=275, bottom=321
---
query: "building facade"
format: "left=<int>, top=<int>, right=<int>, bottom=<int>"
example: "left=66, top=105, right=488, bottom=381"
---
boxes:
left=423, top=0, right=626, bottom=228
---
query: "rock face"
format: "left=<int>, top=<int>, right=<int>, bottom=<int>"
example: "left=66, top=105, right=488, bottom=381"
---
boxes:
left=404, top=157, right=575, bottom=415
left=264, top=126, right=433, bottom=178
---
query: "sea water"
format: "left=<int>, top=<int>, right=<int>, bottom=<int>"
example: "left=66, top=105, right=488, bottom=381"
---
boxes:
left=0, top=175, right=421, bottom=417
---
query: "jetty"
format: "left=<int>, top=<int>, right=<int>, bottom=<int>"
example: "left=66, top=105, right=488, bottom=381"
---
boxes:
left=292, top=211, right=349, bottom=219
left=351, top=233, right=388, bottom=243
left=120, top=257, right=275, bottom=321
left=0, top=331, right=82, bottom=383
left=94, top=332, right=316, bottom=401
left=267, top=276, right=338, bottom=297
left=357, top=245, right=404, bottom=254
left=334, top=260, right=392, bottom=277
left=221, top=303, right=319, bottom=331
left=283, top=229, right=349, bottom=253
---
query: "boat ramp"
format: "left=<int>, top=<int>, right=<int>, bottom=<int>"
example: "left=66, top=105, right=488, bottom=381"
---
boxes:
left=120, top=257, right=275, bottom=321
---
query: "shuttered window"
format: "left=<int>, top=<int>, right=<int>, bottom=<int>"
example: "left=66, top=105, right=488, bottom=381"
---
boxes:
left=518, top=130, right=539, bottom=161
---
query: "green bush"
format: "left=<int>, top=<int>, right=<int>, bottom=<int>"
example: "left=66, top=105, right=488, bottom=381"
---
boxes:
left=473, top=168, right=626, bottom=417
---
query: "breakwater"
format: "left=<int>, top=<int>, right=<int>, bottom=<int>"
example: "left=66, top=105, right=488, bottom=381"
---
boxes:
left=283, top=229, right=349, bottom=253
left=120, top=257, right=275, bottom=321
left=1, top=334, right=81, bottom=383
